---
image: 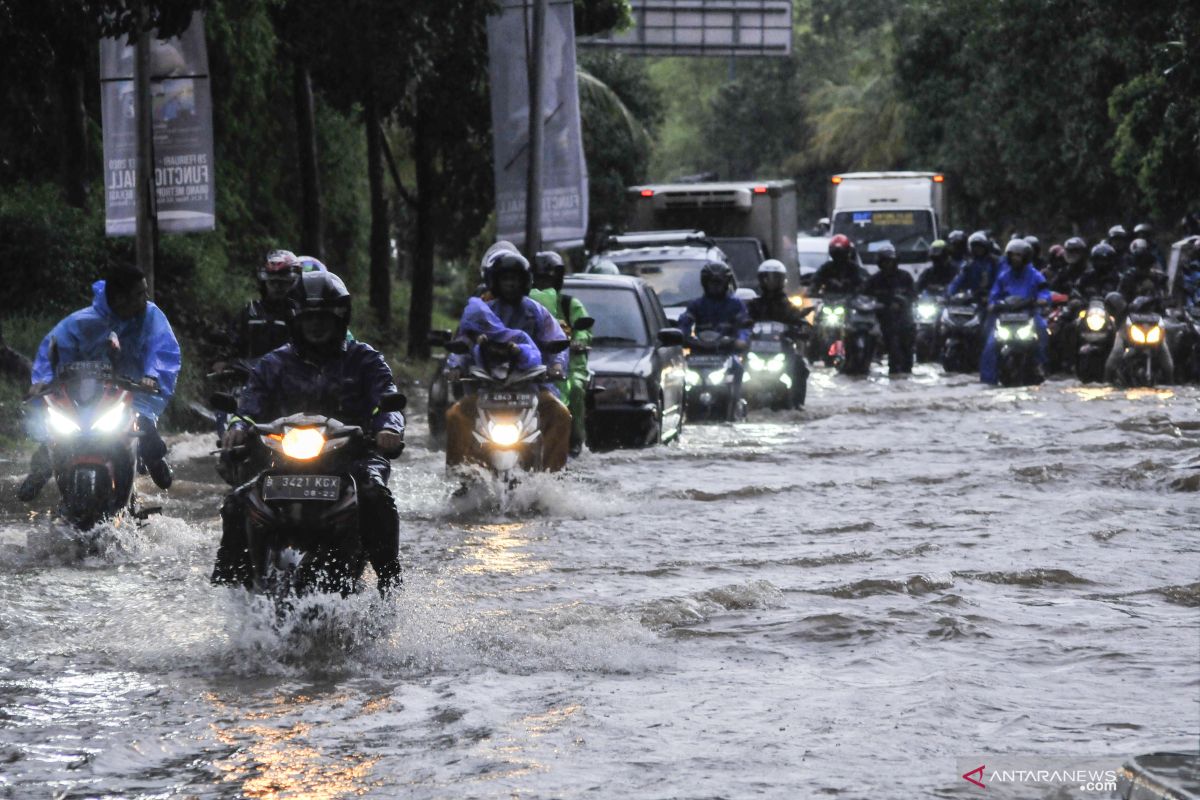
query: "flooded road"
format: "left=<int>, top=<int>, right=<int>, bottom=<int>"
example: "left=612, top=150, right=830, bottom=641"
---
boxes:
left=1, top=365, right=1197, bottom=798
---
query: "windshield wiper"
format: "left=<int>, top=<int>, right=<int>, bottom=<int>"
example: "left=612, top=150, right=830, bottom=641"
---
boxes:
left=592, top=336, right=641, bottom=345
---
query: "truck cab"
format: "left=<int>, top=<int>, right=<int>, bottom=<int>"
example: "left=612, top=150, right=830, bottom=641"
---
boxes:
left=828, top=171, right=946, bottom=277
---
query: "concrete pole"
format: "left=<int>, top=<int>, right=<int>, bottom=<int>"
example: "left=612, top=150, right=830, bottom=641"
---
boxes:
left=524, top=0, right=547, bottom=257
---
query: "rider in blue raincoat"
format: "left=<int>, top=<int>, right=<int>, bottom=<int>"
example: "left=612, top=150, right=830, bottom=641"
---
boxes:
left=946, top=230, right=998, bottom=302
left=980, top=239, right=1050, bottom=385
left=678, top=260, right=752, bottom=395
left=20, top=266, right=181, bottom=500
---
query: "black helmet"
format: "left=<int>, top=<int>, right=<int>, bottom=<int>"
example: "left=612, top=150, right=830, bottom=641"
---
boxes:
left=1130, top=238, right=1153, bottom=266
left=700, top=260, right=735, bottom=296
left=481, top=240, right=520, bottom=281
left=533, top=251, right=566, bottom=290
left=876, top=241, right=898, bottom=264
left=1090, top=242, right=1116, bottom=269
left=486, top=251, right=532, bottom=296
left=289, top=270, right=351, bottom=355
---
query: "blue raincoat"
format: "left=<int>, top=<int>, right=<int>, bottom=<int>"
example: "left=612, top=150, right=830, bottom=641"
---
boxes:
left=947, top=256, right=997, bottom=300
left=31, top=280, right=181, bottom=420
left=980, top=260, right=1050, bottom=384
left=677, top=295, right=752, bottom=343
left=447, top=296, right=567, bottom=391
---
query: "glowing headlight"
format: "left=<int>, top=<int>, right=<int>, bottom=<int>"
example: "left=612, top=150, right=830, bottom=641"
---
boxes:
left=821, top=306, right=845, bottom=325
left=281, top=427, right=325, bottom=460
left=489, top=422, right=521, bottom=447
left=995, top=323, right=1012, bottom=341
left=1146, top=325, right=1163, bottom=345
left=684, top=369, right=702, bottom=387
left=1085, top=312, right=1107, bottom=332
left=789, top=294, right=807, bottom=308
left=47, top=404, right=81, bottom=436
left=766, top=353, right=786, bottom=372
left=1128, top=324, right=1146, bottom=344
left=1017, top=322, right=1036, bottom=341
left=917, top=303, right=938, bottom=321
left=707, top=368, right=727, bottom=385
left=91, top=400, right=128, bottom=432
left=747, top=353, right=764, bottom=371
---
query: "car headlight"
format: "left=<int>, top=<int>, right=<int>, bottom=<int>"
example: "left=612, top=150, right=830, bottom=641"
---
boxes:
left=1128, top=324, right=1145, bottom=344
left=917, top=302, right=938, bottom=321
left=707, top=367, right=727, bottom=385
left=995, top=323, right=1012, bottom=341
left=1146, top=325, right=1163, bottom=345
left=488, top=421, right=521, bottom=447
left=1017, top=322, right=1036, bottom=340
left=1085, top=311, right=1107, bottom=332
left=47, top=403, right=81, bottom=436
left=91, top=400, right=128, bottom=432
left=596, top=376, right=650, bottom=402
left=281, top=427, right=325, bottom=460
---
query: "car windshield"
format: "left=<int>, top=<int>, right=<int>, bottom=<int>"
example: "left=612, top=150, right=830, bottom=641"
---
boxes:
left=567, top=286, right=649, bottom=346
left=798, top=251, right=827, bottom=272
left=608, top=258, right=705, bottom=308
left=832, top=209, right=936, bottom=264
left=712, top=239, right=764, bottom=285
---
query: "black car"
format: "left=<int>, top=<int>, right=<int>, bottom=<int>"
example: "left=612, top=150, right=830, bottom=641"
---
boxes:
left=563, top=275, right=687, bottom=449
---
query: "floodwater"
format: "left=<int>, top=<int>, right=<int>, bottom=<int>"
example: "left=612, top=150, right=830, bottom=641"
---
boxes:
left=1, top=364, right=1197, bottom=799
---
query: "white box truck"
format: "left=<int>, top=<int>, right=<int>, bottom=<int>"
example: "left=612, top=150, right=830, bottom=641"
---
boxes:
left=827, top=171, right=947, bottom=275
left=626, top=180, right=800, bottom=288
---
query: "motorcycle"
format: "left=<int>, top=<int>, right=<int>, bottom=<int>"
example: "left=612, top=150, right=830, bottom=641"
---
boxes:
left=940, top=292, right=984, bottom=373
left=837, top=295, right=880, bottom=376
left=34, top=339, right=158, bottom=531
left=811, top=296, right=847, bottom=366
left=447, top=336, right=571, bottom=479
left=211, top=390, right=407, bottom=598
left=913, top=291, right=945, bottom=363
left=1116, top=298, right=1168, bottom=388
left=1169, top=306, right=1200, bottom=384
left=743, top=321, right=804, bottom=411
left=1074, top=297, right=1116, bottom=383
left=684, top=328, right=745, bottom=423
left=992, top=296, right=1043, bottom=387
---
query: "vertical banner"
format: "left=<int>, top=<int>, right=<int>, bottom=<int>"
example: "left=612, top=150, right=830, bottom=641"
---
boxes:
left=100, top=12, right=215, bottom=236
left=487, top=0, right=588, bottom=246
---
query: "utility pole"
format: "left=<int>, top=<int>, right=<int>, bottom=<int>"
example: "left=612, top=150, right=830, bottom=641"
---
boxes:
left=134, top=6, right=157, bottom=298
left=524, top=0, right=547, bottom=258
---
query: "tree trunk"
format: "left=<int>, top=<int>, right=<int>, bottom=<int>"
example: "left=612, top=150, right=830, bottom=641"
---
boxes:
left=293, top=64, right=324, bottom=260
left=60, top=63, right=88, bottom=209
left=408, top=95, right=436, bottom=359
left=365, top=88, right=391, bottom=325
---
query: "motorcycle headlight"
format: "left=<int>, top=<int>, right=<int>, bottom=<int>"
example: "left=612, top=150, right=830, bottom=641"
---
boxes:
left=1017, top=322, right=1036, bottom=341
left=488, top=421, right=521, bottom=447
left=281, top=427, right=325, bottom=460
left=1146, top=325, right=1163, bottom=345
left=91, top=400, right=128, bottom=432
left=1128, top=324, right=1146, bottom=344
left=747, top=352, right=765, bottom=371
left=46, top=403, right=81, bottom=436
left=707, top=367, right=727, bottom=385
left=1085, top=311, right=1107, bottom=332
left=917, top=303, right=938, bottom=321
left=995, top=323, right=1012, bottom=341
left=767, top=353, right=786, bottom=372
left=684, top=369, right=702, bottom=387
left=821, top=306, right=845, bottom=325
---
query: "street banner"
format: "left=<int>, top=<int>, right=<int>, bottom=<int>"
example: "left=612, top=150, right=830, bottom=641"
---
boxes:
left=487, top=0, right=589, bottom=246
left=100, top=12, right=215, bottom=236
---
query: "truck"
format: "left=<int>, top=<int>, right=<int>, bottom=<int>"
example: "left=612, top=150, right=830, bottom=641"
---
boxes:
left=625, top=180, right=800, bottom=289
left=827, top=171, right=947, bottom=275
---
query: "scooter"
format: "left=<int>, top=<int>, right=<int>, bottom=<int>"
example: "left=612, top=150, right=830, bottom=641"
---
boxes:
left=1074, top=297, right=1115, bottom=383
left=743, top=321, right=804, bottom=411
left=1116, top=298, right=1168, bottom=388
left=684, top=328, right=745, bottom=422
left=837, top=295, right=880, bottom=376
left=993, top=296, right=1043, bottom=387
left=940, top=292, right=984, bottom=373
left=913, top=291, right=945, bottom=363
left=211, top=390, right=407, bottom=599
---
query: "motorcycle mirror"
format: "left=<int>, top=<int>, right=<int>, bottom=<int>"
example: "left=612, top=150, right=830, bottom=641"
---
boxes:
left=545, top=339, right=571, bottom=354
left=378, top=391, right=407, bottom=413
left=656, top=327, right=685, bottom=347
left=446, top=339, right=471, bottom=355
left=210, top=392, right=238, bottom=414
left=573, top=316, right=595, bottom=331
left=427, top=329, right=452, bottom=347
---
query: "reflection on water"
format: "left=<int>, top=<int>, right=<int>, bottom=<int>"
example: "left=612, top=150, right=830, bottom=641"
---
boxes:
left=454, top=523, right=550, bottom=577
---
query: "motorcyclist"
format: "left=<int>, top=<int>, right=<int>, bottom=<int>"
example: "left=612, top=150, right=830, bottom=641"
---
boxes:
left=916, top=239, right=958, bottom=293
left=679, top=260, right=751, bottom=394
left=746, top=259, right=812, bottom=407
left=1104, top=238, right=1173, bottom=384
left=1050, top=237, right=1089, bottom=294
left=946, top=230, right=968, bottom=270
left=980, top=239, right=1049, bottom=385
left=224, top=250, right=302, bottom=361
left=20, top=266, right=180, bottom=501
left=530, top=250, right=593, bottom=457
left=1024, top=235, right=1045, bottom=271
left=1133, top=222, right=1164, bottom=267
left=1043, top=244, right=1067, bottom=288
left=1118, top=239, right=1170, bottom=304
left=865, top=242, right=917, bottom=375
left=946, top=230, right=997, bottom=303
left=811, top=234, right=865, bottom=296
left=444, top=249, right=572, bottom=471
left=1105, top=224, right=1132, bottom=270
left=211, top=271, right=406, bottom=592
left=1075, top=243, right=1123, bottom=299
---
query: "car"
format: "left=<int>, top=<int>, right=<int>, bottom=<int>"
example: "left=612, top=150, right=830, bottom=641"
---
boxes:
left=586, top=241, right=729, bottom=322
left=796, top=234, right=831, bottom=282
left=563, top=274, right=687, bottom=450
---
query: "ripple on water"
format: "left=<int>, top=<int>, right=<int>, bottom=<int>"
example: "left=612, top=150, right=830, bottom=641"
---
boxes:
left=637, top=579, right=784, bottom=631
left=953, top=568, right=1093, bottom=587
left=810, top=574, right=954, bottom=599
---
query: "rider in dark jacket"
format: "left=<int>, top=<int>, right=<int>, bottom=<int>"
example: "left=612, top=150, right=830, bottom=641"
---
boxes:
left=946, top=230, right=998, bottom=303
left=225, top=250, right=302, bottom=361
left=1118, top=239, right=1169, bottom=304
left=1075, top=243, right=1123, bottom=299
left=746, top=259, right=811, bottom=407
left=917, top=239, right=959, bottom=293
left=811, top=234, right=865, bottom=296
left=212, top=271, right=406, bottom=593
left=865, top=243, right=917, bottom=375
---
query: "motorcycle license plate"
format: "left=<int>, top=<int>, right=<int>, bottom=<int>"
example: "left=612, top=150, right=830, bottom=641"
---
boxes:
left=479, top=392, right=534, bottom=409
left=752, top=340, right=783, bottom=353
left=262, top=474, right=341, bottom=501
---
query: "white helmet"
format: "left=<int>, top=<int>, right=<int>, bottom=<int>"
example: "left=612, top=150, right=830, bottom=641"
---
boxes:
left=757, top=258, right=787, bottom=277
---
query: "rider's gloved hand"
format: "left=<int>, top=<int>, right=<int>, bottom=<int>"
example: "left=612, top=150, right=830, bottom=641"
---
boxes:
left=569, top=342, right=588, bottom=354
left=375, top=429, right=405, bottom=458
left=140, top=376, right=158, bottom=391
left=547, top=364, right=565, bottom=381
left=222, top=427, right=248, bottom=452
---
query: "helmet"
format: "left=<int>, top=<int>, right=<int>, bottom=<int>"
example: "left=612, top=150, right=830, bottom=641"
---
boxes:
left=1090, top=242, right=1116, bottom=268
left=589, top=260, right=620, bottom=275
left=1005, top=238, right=1033, bottom=262
left=1064, top=236, right=1087, bottom=253
left=260, top=249, right=301, bottom=301
left=947, top=230, right=967, bottom=246
left=1134, top=222, right=1154, bottom=237
left=1107, top=224, right=1129, bottom=240
left=1023, top=235, right=1041, bottom=256
left=288, top=270, right=351, bottom=355
left=481, top=240, right=520, bottom=281
left=968, top=230, right=990, bottom=248
left=875, top=242, right=898, bottom=263
left=486, top=251, right=532, bottom=296
left=1130, top=238, right=1153, bottom=266
left=1048, top=244, right=1066, bottom=260
left=297, top=255, right=328, bottom=273
left=700, top=260, right=735, bottom=296
left=756, top=258, right=787, bottom=294
left=533, top=251, right=566, bottom=290
left=929, top=239, right=947, bottom=258
left=828, top=234, right=852, bottom=257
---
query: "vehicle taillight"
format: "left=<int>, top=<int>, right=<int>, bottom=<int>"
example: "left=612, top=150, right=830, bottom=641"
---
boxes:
left=830, top=176, right=843, bottom=185
left=753, top=185, right=768, bottom=194
left=639, top=189, right=654, bottom=197
left=932, top=174, right=945, bottom=183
